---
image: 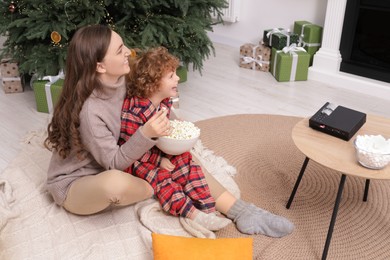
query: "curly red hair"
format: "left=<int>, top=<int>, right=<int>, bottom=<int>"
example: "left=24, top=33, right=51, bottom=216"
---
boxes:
left=126, top=46, right=180, bottom=98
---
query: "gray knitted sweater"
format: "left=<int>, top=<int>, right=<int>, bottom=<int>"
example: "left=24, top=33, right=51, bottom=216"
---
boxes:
left=46, top=77, right=157, bottom=205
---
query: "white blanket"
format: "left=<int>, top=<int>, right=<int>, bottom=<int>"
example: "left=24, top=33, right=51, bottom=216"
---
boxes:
left=0, top=130, right=240, bottom=260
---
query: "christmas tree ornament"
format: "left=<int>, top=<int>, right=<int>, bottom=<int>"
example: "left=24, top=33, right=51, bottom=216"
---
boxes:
left=129, top=49, right=136, bottom=58
left=50, top=31, right=62, bottom=43
left=8, top=1, right=16, bottom=13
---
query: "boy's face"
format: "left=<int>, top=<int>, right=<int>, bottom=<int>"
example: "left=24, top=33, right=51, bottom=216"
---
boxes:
left=158, top=70, right=180, bottom=99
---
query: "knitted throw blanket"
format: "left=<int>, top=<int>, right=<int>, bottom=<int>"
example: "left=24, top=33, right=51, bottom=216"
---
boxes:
left=0, top=130, right=240, bottom=260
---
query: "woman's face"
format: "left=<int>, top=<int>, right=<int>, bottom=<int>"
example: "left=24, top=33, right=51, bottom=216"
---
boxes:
left=97, top=31, right=130, bottom=84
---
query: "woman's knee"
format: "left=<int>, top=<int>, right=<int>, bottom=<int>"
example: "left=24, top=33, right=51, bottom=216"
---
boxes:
left=101, top=170, right=154, bottom=204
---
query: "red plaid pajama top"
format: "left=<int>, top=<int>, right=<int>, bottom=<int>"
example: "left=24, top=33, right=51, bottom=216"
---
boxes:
left=118, top=96, right=216, bottom=218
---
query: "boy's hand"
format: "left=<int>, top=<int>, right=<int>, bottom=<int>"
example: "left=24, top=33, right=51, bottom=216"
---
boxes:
left=160, top=157, right=175, bottom=171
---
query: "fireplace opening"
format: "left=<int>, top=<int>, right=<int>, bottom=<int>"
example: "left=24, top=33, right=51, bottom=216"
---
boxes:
left=340, top=0, right=390, bottom=83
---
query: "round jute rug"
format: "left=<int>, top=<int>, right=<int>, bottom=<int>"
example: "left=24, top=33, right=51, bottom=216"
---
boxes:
left=195, top=114, right=390, bottom=260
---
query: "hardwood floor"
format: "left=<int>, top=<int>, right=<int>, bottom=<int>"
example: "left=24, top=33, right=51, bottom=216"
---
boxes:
left=1, top=43, right=389, bottom=173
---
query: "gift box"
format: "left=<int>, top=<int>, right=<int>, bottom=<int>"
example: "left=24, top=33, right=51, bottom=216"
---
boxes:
left=293, top=21, right=323, bottom=65
left=270, top=46, right=310, bottom=82
left=177, top=65, right=187, bottom=83
left=239, top=43, right=271, bottom=72
left=2, top=77, right=23, bottom=93
left=263, top=28, right=299, bottom=50
left=171, top=96, right=180, bottom=109
left=263, top=28, right=284, bottom=46
left=0, top=59, right=20, bottom=77
left=33, top=78, right=64, bottom=113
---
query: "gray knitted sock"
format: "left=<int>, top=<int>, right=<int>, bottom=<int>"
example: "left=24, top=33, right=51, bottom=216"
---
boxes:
left=227, top=199, right=294, bottom=237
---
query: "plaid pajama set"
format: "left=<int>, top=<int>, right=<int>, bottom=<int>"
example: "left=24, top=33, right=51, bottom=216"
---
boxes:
left=118, top=96, right=216, bottom=218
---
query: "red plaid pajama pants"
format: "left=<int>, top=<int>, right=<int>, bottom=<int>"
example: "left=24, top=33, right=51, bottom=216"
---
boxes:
left=125, top=148, right=216, bottom=217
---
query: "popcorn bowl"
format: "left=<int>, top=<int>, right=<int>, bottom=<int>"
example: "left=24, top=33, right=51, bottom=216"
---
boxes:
left=156, top=120, right=200, bottom=155
left=157, top=135, right=199, bottom=155
left=354, top=135, right=390, bottom=170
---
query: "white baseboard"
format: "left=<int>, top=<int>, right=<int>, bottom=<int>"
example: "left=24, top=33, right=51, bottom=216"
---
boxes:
left=208, top=32, right=242, bottom=48
left=309, top=67, right=390, bottom=100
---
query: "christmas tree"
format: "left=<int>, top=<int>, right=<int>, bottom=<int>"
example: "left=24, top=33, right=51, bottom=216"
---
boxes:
left=0, top=0, right=227, bottom=78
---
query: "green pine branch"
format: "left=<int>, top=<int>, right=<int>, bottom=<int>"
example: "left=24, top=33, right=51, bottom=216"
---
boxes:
left=0, top=0, right=227, bottom=76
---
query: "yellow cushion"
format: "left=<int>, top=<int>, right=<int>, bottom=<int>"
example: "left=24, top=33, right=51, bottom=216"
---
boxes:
left=152, top=233, right=253, bottom=260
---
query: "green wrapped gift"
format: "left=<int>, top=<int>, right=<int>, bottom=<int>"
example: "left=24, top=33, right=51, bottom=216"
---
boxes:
left=176, top=65, right=187, bottom=83
left=293, top=21, right=323, bottom=65
left=270, top=46, right=310, bottom=82
left=33, top=78, right=64, bottom=113
left=263, top=28, right=299, bottom=50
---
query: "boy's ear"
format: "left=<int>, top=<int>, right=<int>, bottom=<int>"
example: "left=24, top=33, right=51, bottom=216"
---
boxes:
left=96, top=62, right=106, bottom=73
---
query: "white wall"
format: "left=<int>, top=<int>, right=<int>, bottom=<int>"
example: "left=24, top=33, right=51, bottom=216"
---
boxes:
left=209, top=0, right=328, bottom=48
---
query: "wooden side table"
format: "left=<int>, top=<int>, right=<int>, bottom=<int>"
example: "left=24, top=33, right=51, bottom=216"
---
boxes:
left=287, top=114, right=390, bottom=260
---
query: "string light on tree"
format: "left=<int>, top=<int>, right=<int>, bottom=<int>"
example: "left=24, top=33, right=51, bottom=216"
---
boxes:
left=8, top=1, right=16, bottom=13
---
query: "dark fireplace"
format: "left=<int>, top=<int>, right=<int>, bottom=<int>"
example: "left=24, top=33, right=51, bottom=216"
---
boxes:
left=340, top=0, right=390, bottom=83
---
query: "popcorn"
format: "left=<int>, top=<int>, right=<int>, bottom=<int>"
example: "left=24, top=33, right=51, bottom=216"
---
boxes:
left=354, top=135, right=390, bottom=169
left=166, top=120, right=200, bottom=140
left=355, top=135, right=390, bottom=154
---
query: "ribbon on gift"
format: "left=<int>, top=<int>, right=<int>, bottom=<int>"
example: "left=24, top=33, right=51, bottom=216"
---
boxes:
left=241, top=55, right=270, bottom=69
left=2, top=77, right=21, bottom=82
left=298, top=23, right=311, bottom=42
left=41, top=70, right=65, bottom=113
left=298, top=41, right=321, bottom=47
left=241, top=44, right=270, bottom=70
left=282, top=43, right=306, bottom=54
left=298, top=41, right=321, bottom=48
left=297, top=23, right=321, bottom=48
left=266, top=28, right=290, bottom=47
left=273, top=44, right=307, bottom=81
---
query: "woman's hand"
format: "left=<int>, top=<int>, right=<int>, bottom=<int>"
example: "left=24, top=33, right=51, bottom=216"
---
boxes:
left=141, top=108, right=171, bottom=139
left=160, top=157, right=175, bottom=171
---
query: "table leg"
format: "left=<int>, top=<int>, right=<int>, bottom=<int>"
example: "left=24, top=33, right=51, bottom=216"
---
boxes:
left=322, top=174, right=347, bottom=260
left=286, top=156, right=310, bottom=209
left=363, top=179, right=370, bottom=202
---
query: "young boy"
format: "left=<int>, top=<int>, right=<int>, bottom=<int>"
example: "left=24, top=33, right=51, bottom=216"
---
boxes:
left=118, top=47, right=231, bottom=230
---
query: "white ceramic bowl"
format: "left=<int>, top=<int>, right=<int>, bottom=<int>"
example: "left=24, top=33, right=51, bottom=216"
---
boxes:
left=156, top=120, right=200, bottom=155
left=156, top=135, right=199, bottom=155
left=354, top=136, right=390, bottom=170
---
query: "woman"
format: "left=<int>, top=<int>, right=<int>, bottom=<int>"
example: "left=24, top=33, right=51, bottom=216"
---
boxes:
left=45, top=24, right=294, bottom=238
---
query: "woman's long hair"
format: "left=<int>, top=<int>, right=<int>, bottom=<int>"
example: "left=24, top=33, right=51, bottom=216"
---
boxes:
left=44, top=25, right=112, bottom=159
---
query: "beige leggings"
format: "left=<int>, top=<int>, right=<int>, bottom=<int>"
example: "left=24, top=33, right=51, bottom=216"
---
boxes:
left=63, top=169, right=154, bottom=215
left=64, top=160, right=231, bottom=215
